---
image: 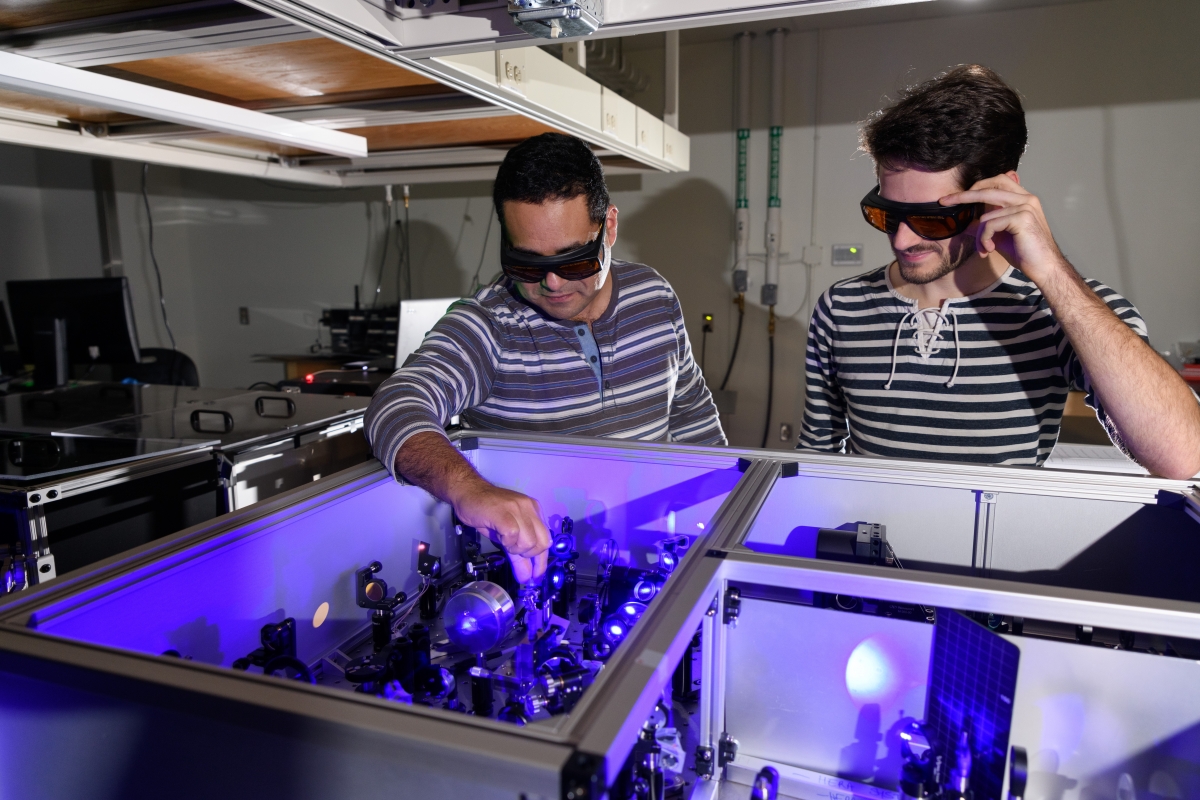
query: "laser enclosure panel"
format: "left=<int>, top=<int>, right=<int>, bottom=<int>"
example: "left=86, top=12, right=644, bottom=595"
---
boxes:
left=738, top=462, right=1200, bottom=602
left=0, top=436, right=744, bottom=799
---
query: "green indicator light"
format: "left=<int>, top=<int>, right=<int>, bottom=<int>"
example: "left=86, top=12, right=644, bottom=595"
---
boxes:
left=850, top=247, right=858, bottom=254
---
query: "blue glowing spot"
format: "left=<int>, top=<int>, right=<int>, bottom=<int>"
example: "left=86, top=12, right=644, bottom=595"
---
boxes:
left=697, top=522, right=705, bottom=530
left=550, top=571, right=564, bottom=587
left=609, top=624, right=624, bottom=636
left=845, top=636, right=900, bottom=704
left=619, top=602, right=647, bottom=623
left=456, top=613, right=478, bottom=634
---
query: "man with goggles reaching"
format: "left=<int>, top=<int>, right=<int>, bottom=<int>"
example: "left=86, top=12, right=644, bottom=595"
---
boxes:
left=800, top=65, right=1200, bottom=478
left=366, top=133, right=725, bottom=583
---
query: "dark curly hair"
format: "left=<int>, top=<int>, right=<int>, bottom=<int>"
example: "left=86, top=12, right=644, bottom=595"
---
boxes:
left=493, top=133, right=609, bottom=227
left=860, top=64, right=1027, bottom=190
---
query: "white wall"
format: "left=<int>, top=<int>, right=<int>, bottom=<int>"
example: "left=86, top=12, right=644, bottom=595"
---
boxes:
left=613, top=0, right=1200, bottom=449
left=0, top=0, right=1197, bottom=451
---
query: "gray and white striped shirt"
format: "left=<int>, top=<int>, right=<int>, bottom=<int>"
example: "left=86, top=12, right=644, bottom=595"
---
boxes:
left=800, top=264, right=1146, bottom=465
left=366, top=260, right=726, bottom=477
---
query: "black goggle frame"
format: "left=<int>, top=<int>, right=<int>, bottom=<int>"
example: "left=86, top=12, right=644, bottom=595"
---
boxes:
left=500, top=221, right=607, bottom=283
left=860, top=185, right=983, bottom=241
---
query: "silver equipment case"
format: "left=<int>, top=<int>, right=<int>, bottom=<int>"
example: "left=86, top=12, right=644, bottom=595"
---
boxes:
left=0, top=433, right=1195, bottom=800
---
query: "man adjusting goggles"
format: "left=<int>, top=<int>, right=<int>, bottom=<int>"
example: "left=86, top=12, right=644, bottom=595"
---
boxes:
left=798, top=63, right=1200, bottom=481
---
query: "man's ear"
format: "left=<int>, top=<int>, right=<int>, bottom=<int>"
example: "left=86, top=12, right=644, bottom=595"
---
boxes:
left=1007, top=170, right=1021, bottom=185
left=605, top=204, right=619, bottom=248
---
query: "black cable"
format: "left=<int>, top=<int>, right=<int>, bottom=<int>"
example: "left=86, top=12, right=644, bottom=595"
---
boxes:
left=719, top=302, right=744, bottom=391
left=370, top=198, right=392, bottom=309
left=469, top=210, right=496, bottom=294
left=404, top=194, right=412, bottom=300
left=760, top=333, right=774, bottom=449
left=700, top=328, right=708, bottom=375
left=141, top=164, right=177, bottom=353
left=400, top=215, right=410, bottom=307
left=247, top=381, right=279, bottom=391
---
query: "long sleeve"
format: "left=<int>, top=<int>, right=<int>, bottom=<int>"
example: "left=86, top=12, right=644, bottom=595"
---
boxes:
left=364, top=300, right=501, bottom=480
left=798, top=290, right=849, bottom=453
left=665, top=293, right=727, bottom=446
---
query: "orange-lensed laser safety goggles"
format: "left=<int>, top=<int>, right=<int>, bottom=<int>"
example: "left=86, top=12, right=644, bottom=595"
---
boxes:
left=500, top=222, right=606, bottom=284
left=860, top=185, right=983, bottom=241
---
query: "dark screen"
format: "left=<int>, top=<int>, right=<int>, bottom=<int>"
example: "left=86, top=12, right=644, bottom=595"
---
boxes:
left=7, top=278, right=140, bottom=366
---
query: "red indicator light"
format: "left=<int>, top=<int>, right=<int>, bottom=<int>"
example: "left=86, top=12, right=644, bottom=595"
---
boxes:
left=305, top=373, right=314, bottom=383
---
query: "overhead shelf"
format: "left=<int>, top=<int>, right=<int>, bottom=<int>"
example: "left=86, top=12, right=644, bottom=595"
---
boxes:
left=0, top=0, right=689, bottom=185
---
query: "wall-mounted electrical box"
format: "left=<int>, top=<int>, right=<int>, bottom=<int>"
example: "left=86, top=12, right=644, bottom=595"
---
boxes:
left=832, top=244, right=864, bottom=266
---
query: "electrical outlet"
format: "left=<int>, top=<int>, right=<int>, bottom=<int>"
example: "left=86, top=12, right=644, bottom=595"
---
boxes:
left=239, top=307, right=249, bottom=325
left=802, top=245, right=823, bottom=266
left=779, top=422, right=794, bottom=442
left=496, top=49, right=527, bottom=95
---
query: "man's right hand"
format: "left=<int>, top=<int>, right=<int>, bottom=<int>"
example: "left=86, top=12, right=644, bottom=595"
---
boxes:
left=394, top=431, right=551, bottom=585
left=449, top=478, right=550, bottom=584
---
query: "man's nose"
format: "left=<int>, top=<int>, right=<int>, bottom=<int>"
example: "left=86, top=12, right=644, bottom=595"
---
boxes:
left=542, top=271, right=567, bottom=292
left=890, top=221, right=925, bottom=251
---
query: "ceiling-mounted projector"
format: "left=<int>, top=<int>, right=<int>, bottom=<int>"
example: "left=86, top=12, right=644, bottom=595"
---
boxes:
left=508, top=0, right=603, bottom=38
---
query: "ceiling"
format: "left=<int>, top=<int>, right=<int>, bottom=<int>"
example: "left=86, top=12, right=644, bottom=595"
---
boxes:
left=0, top=0, right=604, bottom=185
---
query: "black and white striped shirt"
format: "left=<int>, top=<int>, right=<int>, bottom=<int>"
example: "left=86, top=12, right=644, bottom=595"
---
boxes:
left=799, top=264, right=1147, bottom=465
left=366, top=260, right=726, bottom=477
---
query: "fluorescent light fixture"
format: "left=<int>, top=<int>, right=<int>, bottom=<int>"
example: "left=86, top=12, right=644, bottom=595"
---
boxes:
left=0, top=51, right=367, bottom=158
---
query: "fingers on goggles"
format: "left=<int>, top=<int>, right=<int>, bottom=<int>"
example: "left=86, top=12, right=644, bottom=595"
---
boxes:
left=860, top=186, right=981, bottom=241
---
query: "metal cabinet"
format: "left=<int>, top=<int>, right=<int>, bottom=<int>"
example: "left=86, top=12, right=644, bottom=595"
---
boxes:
left=63, top=390, right=372, bottom=512
left=736, top=453, right=1200, bottom=603
left=607, top=459, right=1200, bottom=800
left=2, top=436, right=1198, bottom=800
left=0, top=433, right=219, bottom=590
left=0, top=383, right=245, bottom=432
left=0, top=387, right=375, bottom=592
left=0, top=433, right=749, bottom=800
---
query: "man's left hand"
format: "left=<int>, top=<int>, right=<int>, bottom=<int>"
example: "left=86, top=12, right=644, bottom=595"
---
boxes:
left=941, top=174, right=1067, bottom=286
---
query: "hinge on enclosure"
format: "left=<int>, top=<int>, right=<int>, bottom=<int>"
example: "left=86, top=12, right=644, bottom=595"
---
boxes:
left=693, top=745, right=714, bottom=778
left=722, top=587, right=741, bottom=626
left=718, top=732, right=738, bottom=766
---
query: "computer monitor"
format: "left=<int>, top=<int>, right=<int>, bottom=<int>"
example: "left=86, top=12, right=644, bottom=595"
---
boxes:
left=0, top=301, right=13, bottom=349
left=395, top=298, right=456, bottom=369
left=7, top=278, right=141, bottom=389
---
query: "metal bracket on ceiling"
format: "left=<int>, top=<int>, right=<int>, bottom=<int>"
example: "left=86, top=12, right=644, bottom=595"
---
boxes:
left=507, top=0, right=603, bottom=39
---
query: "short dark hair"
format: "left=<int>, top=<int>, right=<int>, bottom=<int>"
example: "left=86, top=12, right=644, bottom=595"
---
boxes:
left=493, top=133, right=609, bottom=228
left=860, top=64, right=1027, bottom=190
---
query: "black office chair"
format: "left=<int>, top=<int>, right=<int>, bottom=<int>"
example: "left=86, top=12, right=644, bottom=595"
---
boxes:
left=114, top=348, right=200, bottom=387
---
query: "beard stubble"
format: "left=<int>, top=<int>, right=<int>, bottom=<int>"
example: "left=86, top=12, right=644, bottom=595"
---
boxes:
left=895, top=234, right=976, bottom=285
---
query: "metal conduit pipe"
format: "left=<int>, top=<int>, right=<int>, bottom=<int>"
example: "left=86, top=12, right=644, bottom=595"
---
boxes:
left=733, top=31, right=752, bottom=296
left=763, top=28, right=786, bottom=307
left=721, top=31, right=753, bottom=393
left=761, top=28, right=786, bottom=448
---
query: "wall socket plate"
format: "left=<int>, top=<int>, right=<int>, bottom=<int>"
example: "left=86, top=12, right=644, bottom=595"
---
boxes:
left=496, top=49, right=527, bottom=95
left=802, top=245, right=822, bottom=266
left=832, top=244, right=864, bottom=267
